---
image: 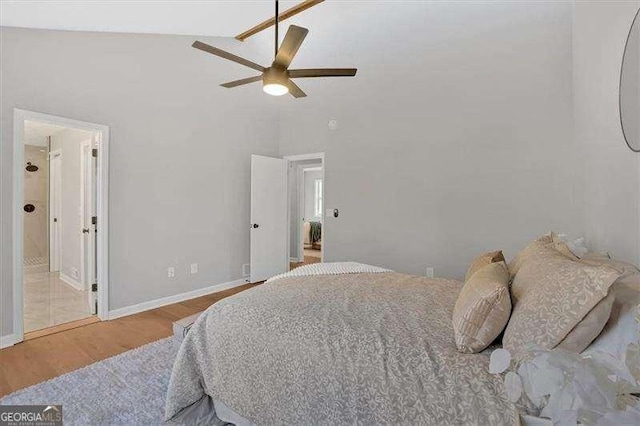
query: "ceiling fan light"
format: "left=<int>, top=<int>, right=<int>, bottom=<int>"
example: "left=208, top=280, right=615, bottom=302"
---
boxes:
left=263, top=66, right=290, bottom=96
left=263, top=83, right=289, bottom=96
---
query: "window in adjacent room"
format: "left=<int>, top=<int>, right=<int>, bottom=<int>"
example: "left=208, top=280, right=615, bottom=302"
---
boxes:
left=314, top=179, right=323, bottom=217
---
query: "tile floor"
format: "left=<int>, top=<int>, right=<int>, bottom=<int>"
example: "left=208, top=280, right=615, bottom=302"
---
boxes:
left=23, top=268, right=93, bottom=333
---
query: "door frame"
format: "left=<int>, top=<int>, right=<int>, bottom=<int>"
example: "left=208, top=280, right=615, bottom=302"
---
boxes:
left=79, top=138, right=96, bottom=291
left=12, top=108, right=110, bottom=344
left=283, top=152, right=325, bottom=263
left=48, top=149, right=62, bottom=272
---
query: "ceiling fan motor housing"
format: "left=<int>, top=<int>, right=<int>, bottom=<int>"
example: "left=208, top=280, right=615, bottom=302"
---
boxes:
left=263, top=66, right=289, bottom=87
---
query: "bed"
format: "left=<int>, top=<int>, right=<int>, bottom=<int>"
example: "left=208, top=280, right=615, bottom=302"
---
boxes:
left=164, top=264, right=518, bottom=425
left=303, top=220, right=322, bottom=249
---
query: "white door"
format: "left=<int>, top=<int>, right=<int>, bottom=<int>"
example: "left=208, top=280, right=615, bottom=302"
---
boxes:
left=49, top=151, right=62, bottom=272
left=80, top=139, right=97, bottom=314
left=250, top=155, right=288, bottom=283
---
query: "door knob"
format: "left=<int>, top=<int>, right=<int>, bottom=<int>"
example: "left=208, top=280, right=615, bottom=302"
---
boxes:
left=251, top=224, right=259, bottom=229
left=82, top=228, right=90, bottom=234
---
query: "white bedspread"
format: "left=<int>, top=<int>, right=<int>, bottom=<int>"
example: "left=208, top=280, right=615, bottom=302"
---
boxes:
left=165, top=271, right=518, bottom=424
left=266, top=261, right=393, bottom=283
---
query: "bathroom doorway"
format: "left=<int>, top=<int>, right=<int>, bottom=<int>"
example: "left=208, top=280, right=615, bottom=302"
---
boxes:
left=13, top=109, right=109, bottom=342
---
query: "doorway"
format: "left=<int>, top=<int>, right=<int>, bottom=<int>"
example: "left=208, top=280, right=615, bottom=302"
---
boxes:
left=13, top=109, right=109, bottom=343
left=289, top=161, right=324, bottom=270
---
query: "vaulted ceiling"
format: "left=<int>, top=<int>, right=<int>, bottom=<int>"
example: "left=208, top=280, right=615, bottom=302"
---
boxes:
left=1, top=1, right=333, bottom=38
left=1, top=1, right=570, bottom=94
left=1, top=1, right=431, bottom=72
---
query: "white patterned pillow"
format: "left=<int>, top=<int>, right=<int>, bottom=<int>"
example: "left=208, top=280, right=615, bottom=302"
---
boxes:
left=507, top=235, right=552, bottom=280
left=503, top=243, right=621, bottom=354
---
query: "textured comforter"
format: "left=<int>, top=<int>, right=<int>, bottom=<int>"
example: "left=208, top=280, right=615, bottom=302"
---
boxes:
left=165, top=272, right=517, bottom=425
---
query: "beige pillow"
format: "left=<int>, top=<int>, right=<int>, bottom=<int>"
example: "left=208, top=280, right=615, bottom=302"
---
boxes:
left=581, top=254, right=640, bottom=279
left=503, top=243, right=620, bottom=355
left=553, top=242, right=579, bottom=260
left=508, top=232, right=578, bottom=280
left=559, top=257, right=640, bottom=353
left=585, top=273, right=640, bottom=357
left=508, top=235, right=552, bottom=280
left=556, top=291, right=615, bottom=352
left=465, top=250, right=506, bottom=282
left=453, top=261, right=511, bottom=353
left=550, top=232, right=580, bottom=261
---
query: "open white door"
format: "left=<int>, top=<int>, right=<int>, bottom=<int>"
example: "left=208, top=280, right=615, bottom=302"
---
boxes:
left=250, top=155, right=288, bottom=283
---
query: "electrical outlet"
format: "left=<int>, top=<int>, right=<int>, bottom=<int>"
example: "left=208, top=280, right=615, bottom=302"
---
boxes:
left=426, top=267, right=434, bottom=278
left=167, top=267, right=175, bottom=278
left=242, top=263, right=250, bottom=277
left=190, top=263, right=198, bottom=274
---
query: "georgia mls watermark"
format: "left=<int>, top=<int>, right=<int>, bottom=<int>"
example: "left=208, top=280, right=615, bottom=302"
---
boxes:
left=0, top=405, right=62, bottom=426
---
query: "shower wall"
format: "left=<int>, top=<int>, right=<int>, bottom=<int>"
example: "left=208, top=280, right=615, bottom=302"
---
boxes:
left=23, top=144, right=49, bottom=266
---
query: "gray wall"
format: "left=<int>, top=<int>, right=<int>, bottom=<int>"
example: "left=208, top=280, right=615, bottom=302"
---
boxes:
left=3, top=1, right=640, bottom=339
left=278, top=1, right=582, bottom=278
left=51, top=128, right=94, bottom=281
left=573, top=0, right=640, bottom=266
left=0, top=27, right=279, bottom=336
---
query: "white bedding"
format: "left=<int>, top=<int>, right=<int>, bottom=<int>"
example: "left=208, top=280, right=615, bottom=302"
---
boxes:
left=165, top=268, right=518, bottom=424
left=266, top=261, right=393, bottom=283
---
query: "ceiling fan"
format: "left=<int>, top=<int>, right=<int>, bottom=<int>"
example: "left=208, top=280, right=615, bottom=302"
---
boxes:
left=191, top=0, right=357, bottom=98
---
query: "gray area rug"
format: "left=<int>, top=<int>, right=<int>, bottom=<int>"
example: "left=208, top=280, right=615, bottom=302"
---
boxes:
left=0, top=337, right=180, bottom=425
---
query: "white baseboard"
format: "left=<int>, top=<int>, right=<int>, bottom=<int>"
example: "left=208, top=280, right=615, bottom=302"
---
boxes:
left=60, top=272, right=84, bottom=291
left=1, top=333, right=18, bottom=349
left=289, top=257, right=300, bottom=263
left=108, top=278, right=248, bottom=320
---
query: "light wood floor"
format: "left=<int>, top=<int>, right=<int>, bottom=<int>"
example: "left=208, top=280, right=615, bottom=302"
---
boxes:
left=304, top=248, right=322, bottom=259
left=290, top=254, right=321, bottom=270
left=0, top=283, right=253, bottom=398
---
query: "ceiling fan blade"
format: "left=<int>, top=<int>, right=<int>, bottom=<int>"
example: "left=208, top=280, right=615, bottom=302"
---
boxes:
left=289, top=68, right=358, bottom=78
left=288, top=80, right=307, bottom=98
left=192, top=41, right=265, bottom=72
left=220, top=75, right=263, bottom=88
left=274, top=25, right=309, bottom=69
